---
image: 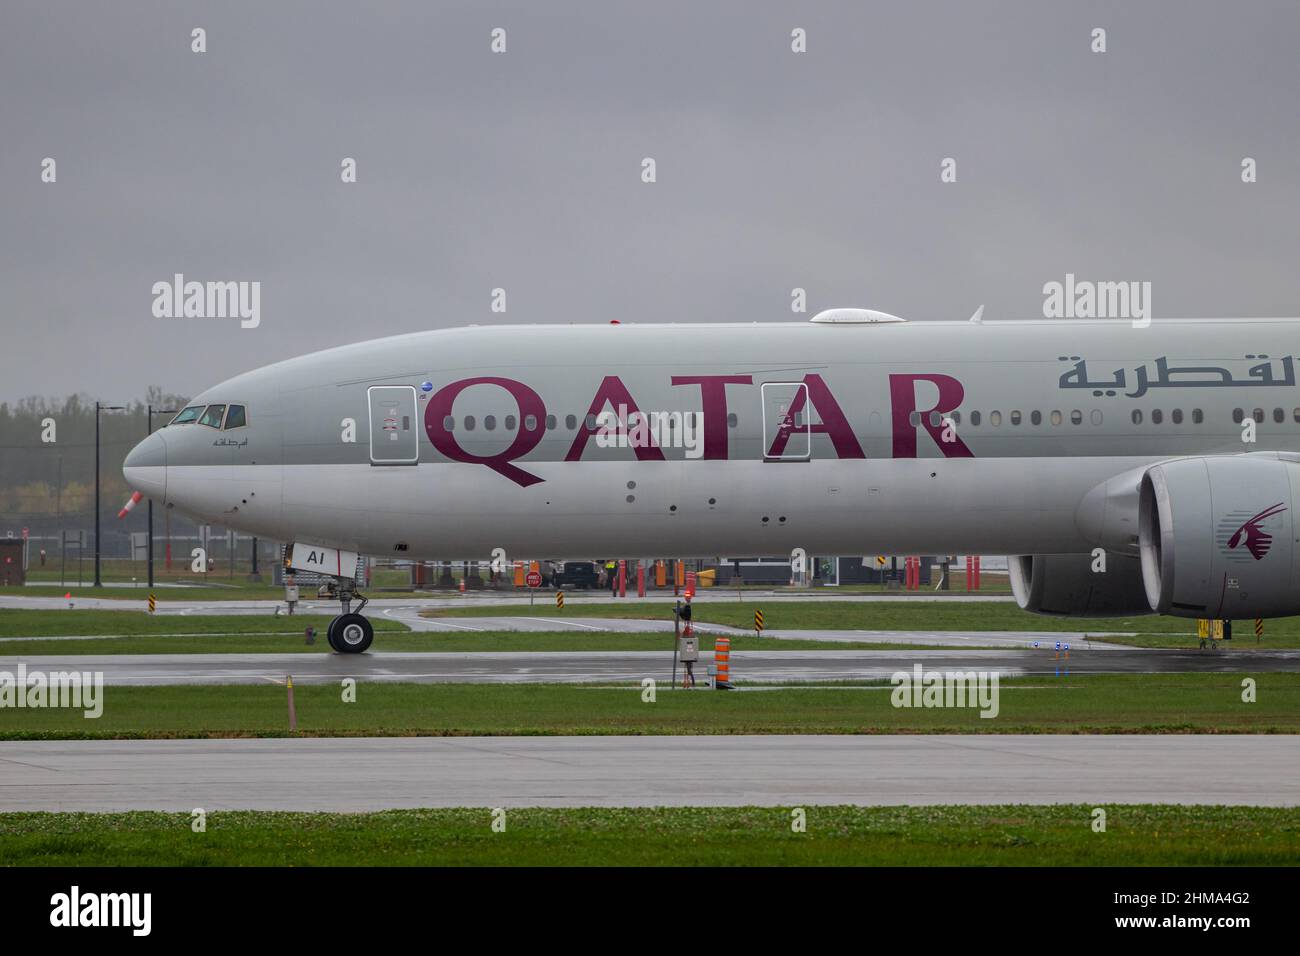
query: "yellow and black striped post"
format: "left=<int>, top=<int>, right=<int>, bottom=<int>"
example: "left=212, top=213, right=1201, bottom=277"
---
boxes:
left=1255, top=618, right=1264, bottom=641
left=286, top=675, right=297, bottom=732
left=754, top=608, right=764, bottom=635
left=147, top=593, right=156, bottom=614
left=556, top=590, right=564, bottom=610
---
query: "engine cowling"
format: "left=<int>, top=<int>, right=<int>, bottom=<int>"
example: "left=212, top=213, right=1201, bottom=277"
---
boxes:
left=1139, top=455, right=1300, bottom=619
left=1009, top=553, right=1153, bottom=617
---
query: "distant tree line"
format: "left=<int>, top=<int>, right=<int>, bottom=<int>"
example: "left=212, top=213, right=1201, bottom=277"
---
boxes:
left=0, top=387, right=189, bottom=530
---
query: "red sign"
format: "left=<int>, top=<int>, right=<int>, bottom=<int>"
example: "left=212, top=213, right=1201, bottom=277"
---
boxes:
left=525, top=570, right=542, bottom=588
left=684, top=571, right=697, bottom=600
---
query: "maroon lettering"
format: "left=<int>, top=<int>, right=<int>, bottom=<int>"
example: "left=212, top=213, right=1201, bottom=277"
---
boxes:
left=424, top=377, right=547, bottom=486
left=765, top=374, right=866, bottom=459
left=889, top=373, right=974, bottom=458
left=670, top=375, right=752, bottom=459
left=565, top=376, right=667, bottom=462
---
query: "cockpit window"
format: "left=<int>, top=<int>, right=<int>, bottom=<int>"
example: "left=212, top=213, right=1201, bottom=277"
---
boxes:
left=170, top=405, right=204, bottom=425
left=198, top=404, right=226, bottom=428
left=224, top=405, right=247, bottom=429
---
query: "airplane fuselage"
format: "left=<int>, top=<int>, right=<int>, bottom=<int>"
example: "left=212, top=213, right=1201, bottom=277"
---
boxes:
left=123, top=318, right=1300, bottom=562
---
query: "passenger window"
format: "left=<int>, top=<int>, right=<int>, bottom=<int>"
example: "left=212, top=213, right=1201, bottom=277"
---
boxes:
left=1274, top=408, right=1285, bottom=424
left=727, top=413, right=738, bottom=428
left=169, top=405, right=203, bottom=425
left=198, top=405, right=226, bottom=428
left=224, top=405, right=247, bottom=429
left=970, top=411, right=981, bottom=426
left=1050, top=410, right=1062, bottom=426
left=484, top=415, right=497, bottom=431
left=909, top=411, right=921, bottom=427
left=1132, top=410, right=1143, bottom=425
left=1091, top=410, right=1103, bottom=425
left=565, top=414, right=577, bottom=430
left=1070, top=410, right=1082, bottom=425
left=1232, top=408, right=1244, bottom=424
left=1030, top=410, right=1042, bottom=426
left=990, top=411, right=1002, bottom=426
left=1010, top=410, right=1022, bottom=425
left=1253, top=408, right=1265, bottom=423
left=1192, top=409, right=1203, bottom=424
left=464, top=416, right=476, bottom=431
left=1171, top=409, right=1183, bottom=424
left=949, top=411, right=961, bottom=425
left=546, top=414, right=557, bottom=430
left=1294, top=408, right=1300, bottom=423
left=1151, top=409, right=1163, bottom=424
left=585, top=414, right=598, bottom=429
left=523, top=415, right=535, bottom=431
left=443, top=416, right=455, bottom=430
left=506, top=415, right=518, bottom=431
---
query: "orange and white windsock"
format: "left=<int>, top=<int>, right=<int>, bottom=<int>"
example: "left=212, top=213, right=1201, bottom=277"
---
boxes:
left=117, top=490, right=143, bottom=519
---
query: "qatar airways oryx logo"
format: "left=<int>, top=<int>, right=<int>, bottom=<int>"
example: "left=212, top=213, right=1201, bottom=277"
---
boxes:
left=152, top=273, right=261, bottom=328
left=1224, top=503, right=1287, bottom=561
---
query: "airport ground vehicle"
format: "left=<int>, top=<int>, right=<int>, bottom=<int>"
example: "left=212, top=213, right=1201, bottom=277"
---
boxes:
left=550, top=560, right=600, bottom=589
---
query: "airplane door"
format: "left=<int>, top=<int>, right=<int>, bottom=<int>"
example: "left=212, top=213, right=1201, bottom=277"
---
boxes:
left=368, top=385, right=419, bottom=465
left=762, top=382, right=811, bottom=460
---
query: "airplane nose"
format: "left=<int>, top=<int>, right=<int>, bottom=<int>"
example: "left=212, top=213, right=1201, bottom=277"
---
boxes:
left=123, top=432, right=167, bottom=503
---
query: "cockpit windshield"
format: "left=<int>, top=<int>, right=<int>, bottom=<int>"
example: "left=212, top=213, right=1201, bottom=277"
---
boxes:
left=198, top=405, right=227, bottom=428
left=168, top=403, right=248, bottom=429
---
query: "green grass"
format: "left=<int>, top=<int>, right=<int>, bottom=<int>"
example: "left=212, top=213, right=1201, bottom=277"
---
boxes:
left=0, top=805, right=1293, bottom=866
left=1095, top=633, right=1278, bottom=649
left=428, top=600, right=1300, bottom=647
left=0, top=609, right=407, bottom=639
left=4, top=605, right=1290, bottom=651
left=1, top=675, right=1295, bottom=739
left=0, top=609, right=925, bottom=652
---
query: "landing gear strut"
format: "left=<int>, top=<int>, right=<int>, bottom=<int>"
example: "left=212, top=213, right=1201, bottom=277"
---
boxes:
left=320, top=578, right=373, bottom=653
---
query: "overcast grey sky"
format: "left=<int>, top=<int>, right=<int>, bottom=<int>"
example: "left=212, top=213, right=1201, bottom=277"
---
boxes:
left=3, top=0, right=1298, bottom=403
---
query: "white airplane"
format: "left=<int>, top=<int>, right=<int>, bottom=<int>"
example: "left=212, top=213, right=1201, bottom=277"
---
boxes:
left=123, top=309, right=1300, bottom=651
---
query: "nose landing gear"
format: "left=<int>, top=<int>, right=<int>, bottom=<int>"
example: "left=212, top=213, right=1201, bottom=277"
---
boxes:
left=318, top=577, right=374, bottom=653
left=328, top=613, right=374, bottom=653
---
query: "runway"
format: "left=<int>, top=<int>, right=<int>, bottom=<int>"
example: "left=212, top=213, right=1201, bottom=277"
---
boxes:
left=377, top=609, right=1136, bottom=648
left=2, top=735, right=1295, bottom=811
left=5, top=647, right=1295, bottom=685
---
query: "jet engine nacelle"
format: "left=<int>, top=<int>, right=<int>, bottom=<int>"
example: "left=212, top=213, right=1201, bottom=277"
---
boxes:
left=1139, top=455, right=1300, bottom=619
left=1009, top=553, right=1153, bottom=617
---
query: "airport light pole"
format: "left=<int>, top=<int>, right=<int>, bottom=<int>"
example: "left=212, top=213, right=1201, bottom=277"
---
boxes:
left=93, top=402, right=125, bottom=588
left=145, top=406, right=176, bottom=590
